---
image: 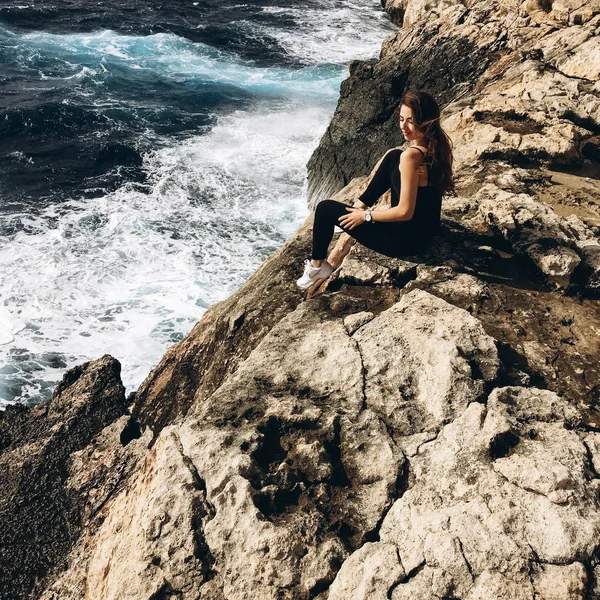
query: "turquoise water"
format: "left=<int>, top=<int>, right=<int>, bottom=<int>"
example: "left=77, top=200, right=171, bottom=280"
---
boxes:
left=0, top=0, right=395, bottom=406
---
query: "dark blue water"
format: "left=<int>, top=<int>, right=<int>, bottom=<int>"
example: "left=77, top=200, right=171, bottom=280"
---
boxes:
left=0, top=0, right=359, bottom=207
left=0, top=0, right=395, bottom=407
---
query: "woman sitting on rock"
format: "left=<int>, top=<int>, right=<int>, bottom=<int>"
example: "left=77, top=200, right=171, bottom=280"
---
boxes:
left=297, top=90, right=455, bottom=289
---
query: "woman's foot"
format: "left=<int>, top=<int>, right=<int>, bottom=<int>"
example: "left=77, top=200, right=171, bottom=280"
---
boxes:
left=296, top=259, right=334, bottom=289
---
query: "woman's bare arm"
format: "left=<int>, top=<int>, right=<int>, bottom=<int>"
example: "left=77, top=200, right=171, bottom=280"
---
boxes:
left=339, top=147, right=420, bottom=229
left=369, top=148, right=421, bottom=222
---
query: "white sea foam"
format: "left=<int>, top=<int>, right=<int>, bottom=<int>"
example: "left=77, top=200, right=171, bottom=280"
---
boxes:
left=0, top=307, right=24, bottom=346
left=0, top=101, right=332, bottom=405
left=255, top=0, right=396, bottom=64
left=0, top=1, right=396, bottom=407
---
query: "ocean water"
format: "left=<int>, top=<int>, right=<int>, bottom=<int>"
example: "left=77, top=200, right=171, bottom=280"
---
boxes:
left=0, top=0, right=395, bottom=407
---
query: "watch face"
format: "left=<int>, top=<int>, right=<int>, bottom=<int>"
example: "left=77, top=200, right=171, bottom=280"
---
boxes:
left=366, top=212, right=372, bottom=221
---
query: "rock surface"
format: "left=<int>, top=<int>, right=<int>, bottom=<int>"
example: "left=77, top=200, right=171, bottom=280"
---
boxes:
left=2, top=1, right=600, bottom=599
left=0, top=356, right=141, bottom=600
left=35, top=290, right=499, bottom=599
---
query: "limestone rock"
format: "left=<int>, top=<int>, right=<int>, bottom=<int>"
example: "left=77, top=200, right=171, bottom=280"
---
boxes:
left=308, top=0, right=600, bottom=296
left=41, top=290, right=507, bottom=600
left=577, top=238, right=600, bottom=294
left=382, top=0, right=458, bottom=28
left=173, top=301, right=406, bottom=599
left=343, top=311, right=375, bottom=335
left=334, top=244, right=418, bottom=287
left=531, top=562, right=587, bottom=600
left=524, top=0, right=600, bottom=26
left=476, top=185, right=598, bottom=288
left=43, top=297, right=400, bottom=598
left=584, top=432, right=600, bottom=475
left=406, top=265, right=491, bottom=310
left=45, top=429, right=214, bottom=600
left=64, top=413, right=152, bottom=523
left=327, top=542, right=405, bottom=600
left=354, top=289, right=499, bottom=435
left=376, top=387, right=600, bottom=597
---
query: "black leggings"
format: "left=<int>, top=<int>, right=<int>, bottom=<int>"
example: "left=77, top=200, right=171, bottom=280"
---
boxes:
left=311, top=199, right=425, bottom=260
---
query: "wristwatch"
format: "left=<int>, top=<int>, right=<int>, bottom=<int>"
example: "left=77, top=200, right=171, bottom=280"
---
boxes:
left=365, top=209, right=373, bottom=223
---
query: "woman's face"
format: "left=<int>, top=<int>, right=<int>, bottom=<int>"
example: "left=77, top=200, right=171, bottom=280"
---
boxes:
left=399, top=104, right=419, bottom=141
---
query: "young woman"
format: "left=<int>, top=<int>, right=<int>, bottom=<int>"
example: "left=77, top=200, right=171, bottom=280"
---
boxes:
left=297, top=90, right=455, bottom=289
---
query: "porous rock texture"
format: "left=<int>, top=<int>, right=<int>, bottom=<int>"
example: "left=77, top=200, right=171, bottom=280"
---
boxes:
left=2, top=1, right=600, bottom=599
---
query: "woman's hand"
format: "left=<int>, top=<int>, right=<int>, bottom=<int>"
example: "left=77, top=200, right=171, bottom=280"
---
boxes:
left=338, top=207, right=367, bottom=230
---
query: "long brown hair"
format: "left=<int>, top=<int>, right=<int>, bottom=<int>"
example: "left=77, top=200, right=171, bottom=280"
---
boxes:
left=400, top=90, right=455, bottom=196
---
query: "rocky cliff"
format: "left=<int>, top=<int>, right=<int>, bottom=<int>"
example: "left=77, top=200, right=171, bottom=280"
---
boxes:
left=2, top=1, right=600, bottom=599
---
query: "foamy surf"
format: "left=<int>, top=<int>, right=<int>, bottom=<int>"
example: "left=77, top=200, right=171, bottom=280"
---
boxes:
left=4, top=26, right=344, bottom=101
left=0, top=0, right=396, bottom=408
left=0, top=102, right=331, bottom=406
left=257, top=0, right=396, bottom=64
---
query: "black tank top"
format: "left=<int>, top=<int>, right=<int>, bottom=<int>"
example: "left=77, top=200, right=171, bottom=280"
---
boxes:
left=357, top=147, right=442, bottom=239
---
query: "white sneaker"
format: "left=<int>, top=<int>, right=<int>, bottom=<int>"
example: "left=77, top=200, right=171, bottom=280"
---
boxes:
left=296, top=259, right=334, bottom=289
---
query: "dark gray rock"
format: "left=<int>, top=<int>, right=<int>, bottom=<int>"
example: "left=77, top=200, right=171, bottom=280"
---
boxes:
left=0, top=356, right=127, bottom=600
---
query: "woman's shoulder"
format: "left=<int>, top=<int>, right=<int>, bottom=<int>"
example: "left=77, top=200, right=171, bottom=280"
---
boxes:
left=401, top=145, right=427, bottom=157
left=399, top=146, right=425, bottom=165
left=379, top=145, right=424, bottom=167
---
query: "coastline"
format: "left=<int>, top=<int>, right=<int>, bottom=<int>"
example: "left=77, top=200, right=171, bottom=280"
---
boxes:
left=2, top=1, right=600, bottom=598
left=0, top=2, right=395, bottom=410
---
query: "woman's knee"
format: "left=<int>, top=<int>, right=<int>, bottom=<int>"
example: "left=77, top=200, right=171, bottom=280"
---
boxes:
left=315, top=198, right=340, bottom=212
left=315, top=199, right=344, bottom=221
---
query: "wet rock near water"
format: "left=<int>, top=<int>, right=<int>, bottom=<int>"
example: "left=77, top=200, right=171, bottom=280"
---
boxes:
left=0, top=356, right=145, bottom=600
